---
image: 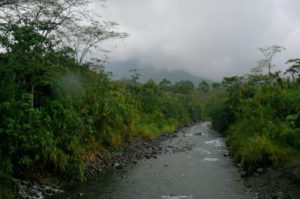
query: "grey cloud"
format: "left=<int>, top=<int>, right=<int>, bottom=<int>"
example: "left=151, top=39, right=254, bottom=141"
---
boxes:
left=95, top=0, right=300, bottom=80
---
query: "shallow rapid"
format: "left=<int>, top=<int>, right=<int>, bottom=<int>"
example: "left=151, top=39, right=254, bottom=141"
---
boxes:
left=57, top=123, right=254, bottom=199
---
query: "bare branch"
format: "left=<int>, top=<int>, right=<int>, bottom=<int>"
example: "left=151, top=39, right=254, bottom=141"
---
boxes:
left=0, top=0, right=128, bottom=66
left=257, top=45, right=285, bottom=76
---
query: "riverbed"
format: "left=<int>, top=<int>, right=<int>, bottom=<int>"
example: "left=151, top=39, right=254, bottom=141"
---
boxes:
left=55, top=122, right=254, bottom=199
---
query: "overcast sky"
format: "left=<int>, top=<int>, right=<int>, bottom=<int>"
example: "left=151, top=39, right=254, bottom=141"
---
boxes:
left=95, top=0, right=300, bottom=80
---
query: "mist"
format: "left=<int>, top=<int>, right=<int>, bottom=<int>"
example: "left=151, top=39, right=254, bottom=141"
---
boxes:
left=95, top=0, right=300, bottom=80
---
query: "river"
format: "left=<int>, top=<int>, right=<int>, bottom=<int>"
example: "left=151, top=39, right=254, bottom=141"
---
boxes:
left=56, top=122, right=254, bottom=199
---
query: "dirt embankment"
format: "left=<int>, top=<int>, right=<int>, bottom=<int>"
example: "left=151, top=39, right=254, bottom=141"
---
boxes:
left=239, top=163, right=300, bottom=199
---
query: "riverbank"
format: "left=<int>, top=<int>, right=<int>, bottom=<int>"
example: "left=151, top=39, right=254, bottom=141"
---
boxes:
left=84, top=128, right=180, bottom=178
left=241, top=163, right=300, bottom=199
left=17, top=122, right=300, bottom=199
left=53, top=122, right=254, bottom=199
left=16, top=124, right=193, bottom=198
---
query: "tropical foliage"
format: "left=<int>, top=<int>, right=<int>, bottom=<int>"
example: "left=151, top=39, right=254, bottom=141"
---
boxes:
left=0, top=1, right=206, bottom=197
left=208, top=50, right=300, bottom=172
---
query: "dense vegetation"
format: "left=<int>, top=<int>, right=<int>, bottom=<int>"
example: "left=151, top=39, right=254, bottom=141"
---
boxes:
left=208, top=49, right=300, bottom=173
left=1, top=1, right=300, bottom=198
left=0, top=1, right=208, bottom=198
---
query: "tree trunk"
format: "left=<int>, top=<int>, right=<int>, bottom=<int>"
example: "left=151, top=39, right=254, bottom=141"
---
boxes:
left=31, top=84, right=34, bottom=108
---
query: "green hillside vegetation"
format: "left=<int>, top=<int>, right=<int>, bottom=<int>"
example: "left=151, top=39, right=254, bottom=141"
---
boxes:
left=1, top=1, right=300, bottom=198
left=208, top=48, right=300, bottom=173
left=0, top=2, right=208, bottom=197
left=0, top=22, right=205, bottom=199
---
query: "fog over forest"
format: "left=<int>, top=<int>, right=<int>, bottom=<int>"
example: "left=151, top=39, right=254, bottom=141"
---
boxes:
left=2, top=1, right=300, bottom=198
left=97, top=0, right=300, bottom=80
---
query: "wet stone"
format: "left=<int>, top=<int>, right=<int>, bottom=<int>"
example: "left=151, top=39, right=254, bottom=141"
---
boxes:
left=256, top=168, right=264, bottom=174
left=224, top=152, right=230, bottom=157
left=78, top=192, right=84, bottom=197
left=240, top=171, right=248, bottom=178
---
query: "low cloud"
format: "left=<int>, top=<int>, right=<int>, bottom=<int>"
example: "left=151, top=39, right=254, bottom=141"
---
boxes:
left=96, top=0, right=300, bottom=80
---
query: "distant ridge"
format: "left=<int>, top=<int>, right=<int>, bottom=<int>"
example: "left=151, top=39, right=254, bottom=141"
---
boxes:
left=105, top=60, right=208, bottom=85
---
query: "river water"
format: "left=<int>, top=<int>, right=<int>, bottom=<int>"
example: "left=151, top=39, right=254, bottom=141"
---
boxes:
left=57, top=122, right=254, bottom=199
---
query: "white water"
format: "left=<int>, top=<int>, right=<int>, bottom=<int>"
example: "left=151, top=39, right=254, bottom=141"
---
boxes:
left=57, top=123, right=254, bottom=199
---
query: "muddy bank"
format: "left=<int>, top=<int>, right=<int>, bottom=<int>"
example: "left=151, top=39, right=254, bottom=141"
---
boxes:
left=240, top=164, right=300, bottom=199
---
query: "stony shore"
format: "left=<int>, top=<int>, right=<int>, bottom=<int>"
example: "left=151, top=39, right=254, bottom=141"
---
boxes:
left=16, top=125, right=187, bottom=199
left=84, top=130, right=179, bottom=178
left=16, top=123, right=300, bottom=199
left=240, top=163, right=300, bottom=199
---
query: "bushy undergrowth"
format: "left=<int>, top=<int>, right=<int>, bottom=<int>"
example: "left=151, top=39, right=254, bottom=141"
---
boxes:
left=0, top=22, right=205, bottom=196
left=209, top=78, right=300, bottom=170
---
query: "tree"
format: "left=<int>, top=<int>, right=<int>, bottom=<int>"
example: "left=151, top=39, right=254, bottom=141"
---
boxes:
left=63, top=21, right=127, bottom=64
left=211, top=82, right=221, bottom=89
left=198, top=80, right=209, bottom=93
left=129, top=68, right=141, bottom=84
left=0, top=0, right=25, bottom=7
left=0, top=0, right=127, bottom=65
left=159, top=78, right=172, bottom=90
left=221, top=76, right=244, bottom=89
left=173, top=80, right=195, bottom=94
left=0, top=23, right=55, bottom=108
left=285, top=58, right=300, bottom=81
left=0, top=0, right=85, bottom=35
left=0, top=0, right=14, bottom=7
left=257, top=45, right=285, bottom=76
